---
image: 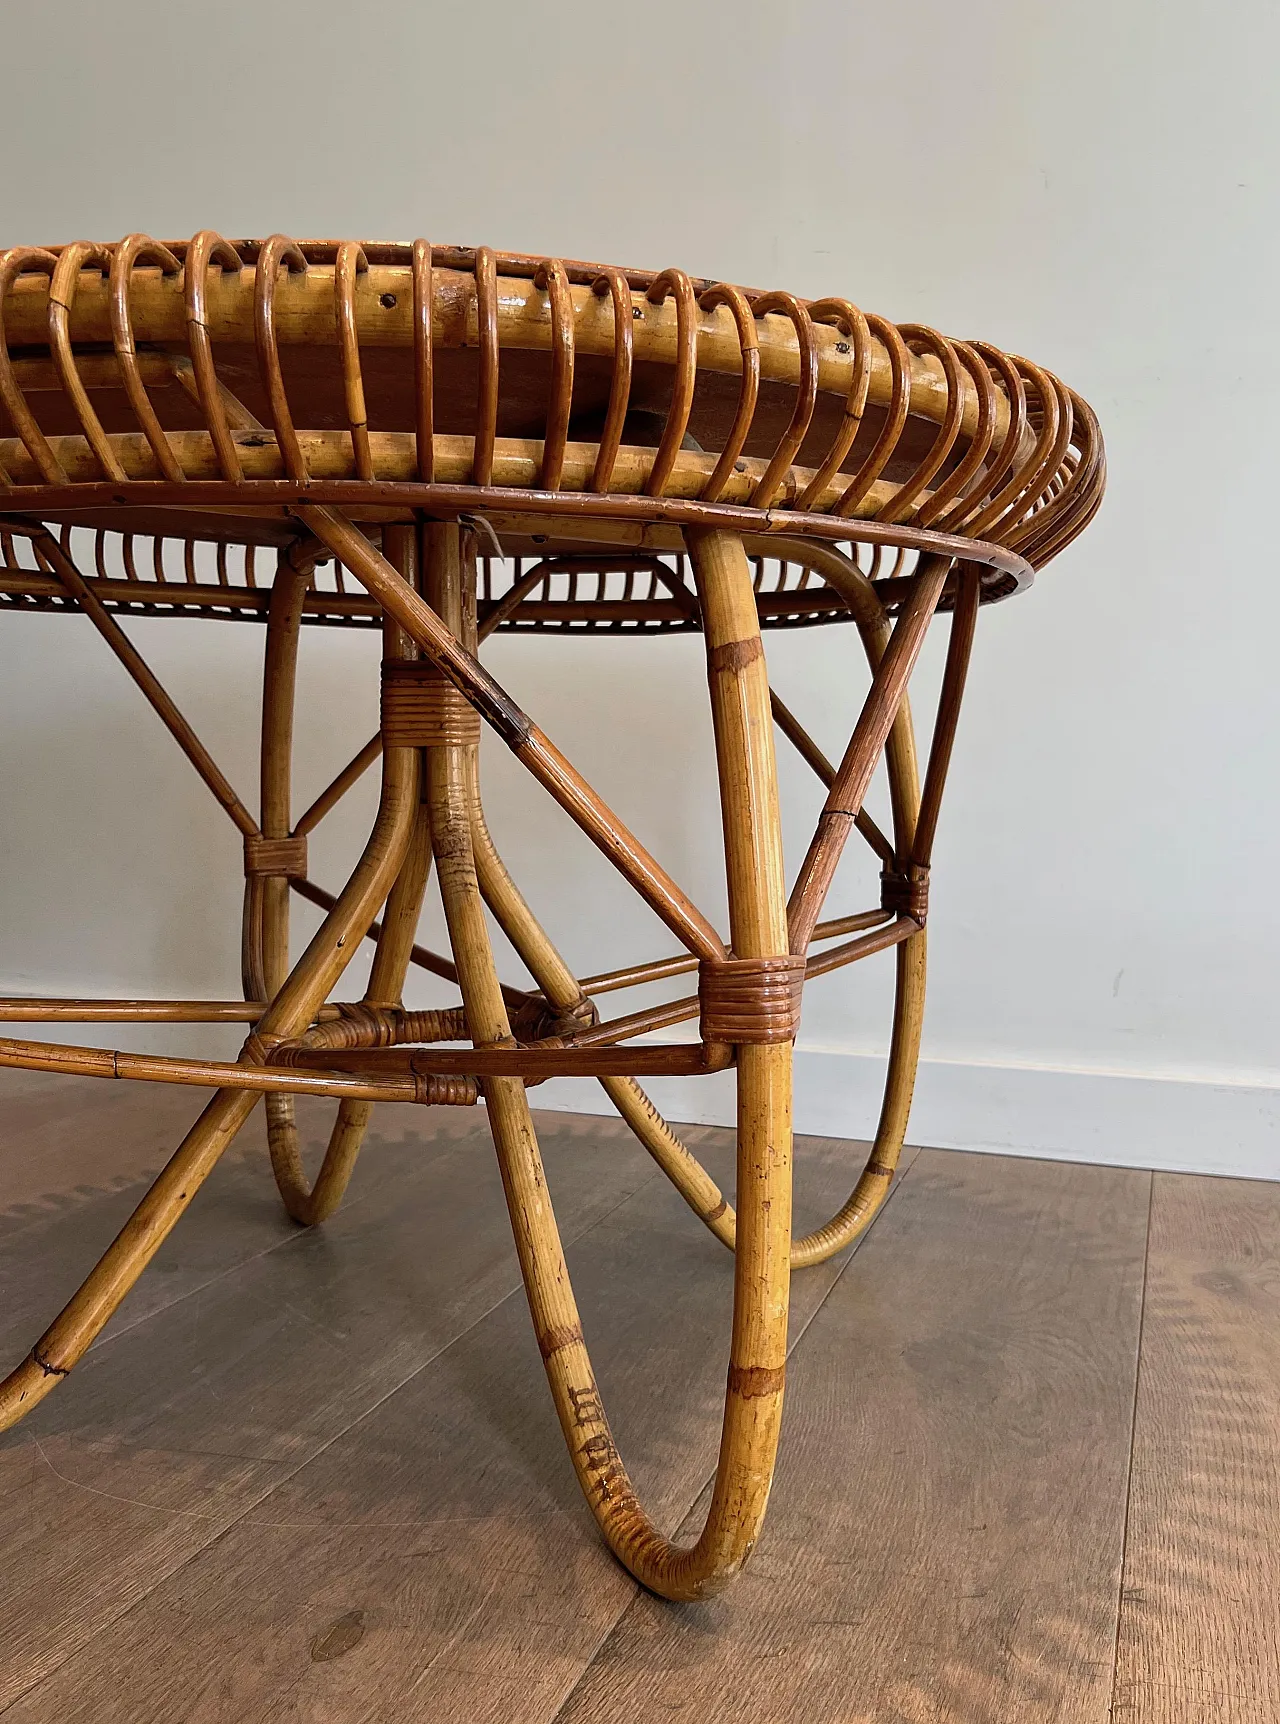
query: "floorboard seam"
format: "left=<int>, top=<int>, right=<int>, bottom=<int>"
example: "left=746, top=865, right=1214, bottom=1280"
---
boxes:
left=2, top=1127, right=449, bottom=1361
left=544, top=1148, right=928, bottom=1724
left=1105, top=1169, right=1155, bottom=1722
left=78, top=1153, right=398, bottom=1357
left=0, top=1158, right=663, bottom=1717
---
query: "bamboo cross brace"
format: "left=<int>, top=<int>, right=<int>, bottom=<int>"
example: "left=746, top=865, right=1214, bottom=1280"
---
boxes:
left=33, top=529, right=259, bottom=837
left=293, top=734, right=382, bottom=837
left=787, top=554, right=950, bottom=952
left=290, top=874, right=537, bottom=1011
left=0, top=1030, right=424, bottom=1100
left=0, top=997, right=341, bottom=1023
left=0, top=734, right=419, bottom=1429
left=297, top=504, right=727, bottom=963
left=911, top=562, right=981, bottom=871
left=768, top=688, right=895, bottom=864
left=573, top=907, right=892, bottom=999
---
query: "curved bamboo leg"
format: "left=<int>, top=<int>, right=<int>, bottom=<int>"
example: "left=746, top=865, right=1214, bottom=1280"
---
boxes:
left=427, top=521, right=791, bottom=1598
left=464, top=734, right=743, bottom=1249
left=596, top=574, right=937, bottom=1268
left=468, top=753, right=743, bottom=1250
left=0, top=729, right=419, bottom=1434
left=458, top=545, right=917, bottom=1268
left=259, top=527, right=433, bottom=1226
left=790, top=930, right=924, bottom=1264
left=593, top=935, right=923, bottom=1265
left=267, top=804, right=433, bottom=1224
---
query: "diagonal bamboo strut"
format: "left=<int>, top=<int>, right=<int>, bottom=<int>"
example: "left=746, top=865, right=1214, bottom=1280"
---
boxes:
left=769, top=690, right=894, bottom=864
left=476, top=558, right=556, bottom=642
left=293, top=733, right=382, bottom=837
left=297, top=504, right=727, bottom=963
left=474, top=531, right=896, bottom=869
left=0, top=732, right=419, bottom=1433
left=289, top=875, right=536, bottom=1011
left=269, top=804, right=434, bottom=1223
left=33, top=529, right=258, bottom=837
left=911, top=562, right=980, bottom=871
left=452, top=591, right=752, bottom=1260
left=787, top=554, right=950, bottom=952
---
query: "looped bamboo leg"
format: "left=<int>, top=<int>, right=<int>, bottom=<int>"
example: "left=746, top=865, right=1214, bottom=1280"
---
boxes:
left=254, top=527, right=434, bottom=1226
left=446, top=531, right=932, bottom=1271
left=419, top=521, right=791, bottom=1598
left=591, top=546, right=931, bottom=1268
left=591, top=542, right=986, bottom=1270
left=0, top=722, right=419, bottom=1433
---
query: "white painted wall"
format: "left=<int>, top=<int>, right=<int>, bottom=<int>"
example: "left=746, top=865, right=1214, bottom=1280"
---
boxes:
left=3, top=0, right=1278, bottom=1177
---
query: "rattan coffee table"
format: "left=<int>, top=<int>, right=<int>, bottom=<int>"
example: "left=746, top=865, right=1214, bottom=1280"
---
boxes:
left=0, top=235, right=1103, bottom=1598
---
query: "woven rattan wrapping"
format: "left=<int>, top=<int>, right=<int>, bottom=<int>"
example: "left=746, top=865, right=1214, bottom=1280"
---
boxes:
left=880, top=865, right=930, bottom=921
left=698, top=955, right=806, bottom=1045
left=381, top=659, right=482, bottom=748
left=243, top=833, right=308, bottom=878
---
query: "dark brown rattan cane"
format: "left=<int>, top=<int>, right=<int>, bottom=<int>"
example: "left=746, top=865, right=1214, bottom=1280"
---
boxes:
left=0, top=236, right=1104, bottom=1600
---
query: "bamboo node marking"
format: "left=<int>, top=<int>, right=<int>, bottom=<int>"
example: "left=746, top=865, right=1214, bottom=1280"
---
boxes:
left=708, top=636, right=765, bottom=674
left=727, top=1362, right=786, bottom=1399
left=537, top=1322, right=585, bottom=1362
left=880, top=863, right=929, bottom=922
left=699, top=955, right=805, bottom=1045
left=380, top=659, right=482, bottom=748
left=243, top=834, right=309, bottom=878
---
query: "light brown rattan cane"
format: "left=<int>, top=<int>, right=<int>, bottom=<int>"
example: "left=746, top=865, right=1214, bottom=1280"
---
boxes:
left=0, top=235, right=1104, bottom=1600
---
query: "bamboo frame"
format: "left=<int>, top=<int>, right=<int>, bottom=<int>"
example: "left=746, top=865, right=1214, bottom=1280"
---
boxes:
left=0, top=230, right=1104, bottom=1598
left=0, top=504, right=983, bottom=1581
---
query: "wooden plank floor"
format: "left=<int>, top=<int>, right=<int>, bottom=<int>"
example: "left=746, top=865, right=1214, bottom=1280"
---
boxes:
left=0, top=1074, right=1275, bottom=1721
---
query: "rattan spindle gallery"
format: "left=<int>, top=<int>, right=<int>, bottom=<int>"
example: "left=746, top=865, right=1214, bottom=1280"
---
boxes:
left=0, top=235, right=1103, bottom=1599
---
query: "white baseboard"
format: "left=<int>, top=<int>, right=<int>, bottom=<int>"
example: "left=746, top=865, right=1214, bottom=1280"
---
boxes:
left=533, top=1047, right=1280, bottom=1182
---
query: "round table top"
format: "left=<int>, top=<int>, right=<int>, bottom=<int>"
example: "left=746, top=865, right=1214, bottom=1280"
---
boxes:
left=0, top=235, right=1104, bottom=632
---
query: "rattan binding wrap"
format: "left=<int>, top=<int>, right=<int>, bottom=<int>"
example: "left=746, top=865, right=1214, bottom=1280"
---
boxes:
left=242, top=833, right=308, bottom=878
left=880, top=864, right=930, bottom=921
left=381, top=659, right=482, bottom=748
left=699, top=955, right=807, bottom=1044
